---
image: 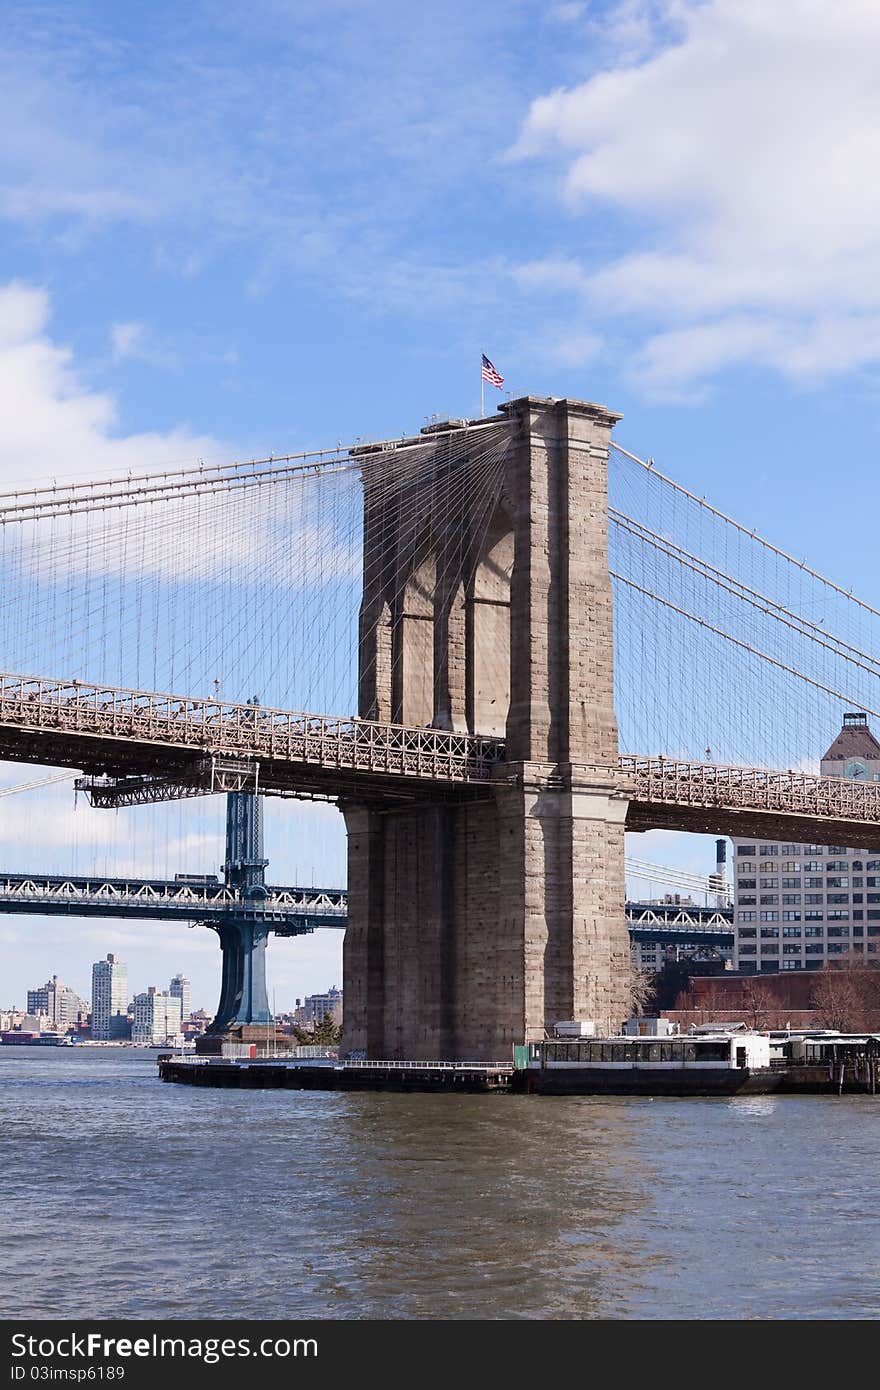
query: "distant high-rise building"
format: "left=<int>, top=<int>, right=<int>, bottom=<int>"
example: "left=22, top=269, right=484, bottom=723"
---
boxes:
left=91, top=953, right=128, bottom=1040
left=26, top=975, right=86, bottom=1030
left=733, top=712, right=880, bottom=973
left=169, top=974, right=191, bottom=1022
left=293, top=987, right=342, bottom=1028
left=132, top=987, right=182, bottom=1045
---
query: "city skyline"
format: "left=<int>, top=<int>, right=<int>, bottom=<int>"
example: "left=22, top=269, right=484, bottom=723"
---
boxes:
left=5, top=953, right=343, bottom=1026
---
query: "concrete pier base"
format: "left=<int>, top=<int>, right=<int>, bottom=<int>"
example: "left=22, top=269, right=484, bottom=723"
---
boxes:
left=342, top=768, right=629, bottom=1061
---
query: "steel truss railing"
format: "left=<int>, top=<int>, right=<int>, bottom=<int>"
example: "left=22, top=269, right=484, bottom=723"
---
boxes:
left=0, top=672, right=502, bottom=788
left=626, top=905, right=734, bottom=946
left=626, top=905, right=733, bottom=929
left=620, top=754, right=880, bottom=826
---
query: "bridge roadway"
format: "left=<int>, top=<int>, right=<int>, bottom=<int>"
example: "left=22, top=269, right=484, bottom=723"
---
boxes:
left=625, top=904, right=733, bottom=948
left=0, top=870, right=347, bottom=934
left=0, top=871, right=732, bottom=947
left=2, top=672, right=880, bottom=846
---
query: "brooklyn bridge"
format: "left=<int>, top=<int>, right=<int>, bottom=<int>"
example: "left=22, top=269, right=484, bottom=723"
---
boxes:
left=2, top=395, right=880, bottom=1057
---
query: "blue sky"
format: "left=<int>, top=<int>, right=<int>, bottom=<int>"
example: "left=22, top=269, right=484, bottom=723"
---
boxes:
left=3, top=0, right=880, bottom=1013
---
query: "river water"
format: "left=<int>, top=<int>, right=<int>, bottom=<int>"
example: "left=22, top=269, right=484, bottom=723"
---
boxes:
left=2, top=1047, right=878, bottom=1321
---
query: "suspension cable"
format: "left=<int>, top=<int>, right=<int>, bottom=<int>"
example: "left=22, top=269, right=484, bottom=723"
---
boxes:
left=611, top=441, right=880, bottom=622
left=609, top=509, right=880, bottom=678
left=610, top=570, right=880, bottom=721
left=0, top=422, right=513, bottom=524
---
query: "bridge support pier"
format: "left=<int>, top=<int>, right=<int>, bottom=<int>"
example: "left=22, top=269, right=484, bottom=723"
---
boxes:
left=343, top=769, right=629, bottom=1061
left=207, top=920, right=273, bottom=1034
left=343, top=396, right=632, bottom=1061
left=202, top=788, right=275, bottom=1046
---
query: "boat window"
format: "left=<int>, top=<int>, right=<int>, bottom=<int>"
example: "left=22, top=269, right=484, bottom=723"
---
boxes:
left=660, top=1043, right=673, bottom=1061
left=684, top=1043, right=696, bottom=1061
left=647, top=1043, right=660, bottom=1061
left=612, top=1043, right=627, bottom=1061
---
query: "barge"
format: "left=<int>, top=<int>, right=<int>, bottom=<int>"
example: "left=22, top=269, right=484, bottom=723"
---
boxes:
left=1, top=1031, right=75, bottom=1046
left=158, top=1055, right=514, bottom=1092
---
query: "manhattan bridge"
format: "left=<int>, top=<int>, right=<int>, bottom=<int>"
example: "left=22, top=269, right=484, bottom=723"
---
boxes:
left=1, top=395, right=879, bottom=1058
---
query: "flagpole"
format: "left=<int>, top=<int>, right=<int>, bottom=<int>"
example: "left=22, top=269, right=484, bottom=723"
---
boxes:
left=480, top=358, right=485, bottom=418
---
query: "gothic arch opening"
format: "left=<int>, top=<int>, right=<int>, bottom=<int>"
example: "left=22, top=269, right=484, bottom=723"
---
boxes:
left=467, top=507, right=512, bottom=737
left=397, top=551, right=436, bottom=727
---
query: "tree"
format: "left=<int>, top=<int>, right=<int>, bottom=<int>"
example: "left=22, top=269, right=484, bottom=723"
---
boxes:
left=740, top=976, right=777, bottom=1031
left=811, top=954, right=880, bottom=1033
left=696, top=980, right=728, bottom=1025
left=292, top=1013, right=342, bottom=1046
left=651, top=958, right=692, bottom=1010
left=628, top=965, right=656, bottom=1017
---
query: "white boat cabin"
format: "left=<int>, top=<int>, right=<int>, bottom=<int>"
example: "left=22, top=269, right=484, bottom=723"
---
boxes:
left=529, top=1032, right=772, bottom=1071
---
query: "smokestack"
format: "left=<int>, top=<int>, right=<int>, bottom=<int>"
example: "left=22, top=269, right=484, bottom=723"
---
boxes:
left=711, top=839, right=728, bottom=908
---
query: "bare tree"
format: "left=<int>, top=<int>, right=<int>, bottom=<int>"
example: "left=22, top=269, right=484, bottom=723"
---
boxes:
left=628, top=965, right=656, bottom=1018
left=811, top=954, right=880, bottom=1032
left=696, top=981, right=728, bottom=1025
left=740, top=976, right=776, bottom=1031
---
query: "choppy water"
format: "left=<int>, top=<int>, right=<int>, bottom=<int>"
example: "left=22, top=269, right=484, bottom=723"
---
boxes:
left=2, top=1047, right=879, bottom=1320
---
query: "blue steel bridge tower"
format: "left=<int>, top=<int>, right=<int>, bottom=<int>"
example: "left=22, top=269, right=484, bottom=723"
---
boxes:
left=0, top=787, right=349, bottom=1046
left=210, top=789, right=273, bottom=1031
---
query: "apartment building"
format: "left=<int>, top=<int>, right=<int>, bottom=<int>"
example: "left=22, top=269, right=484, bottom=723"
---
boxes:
left=733, top=713, right=880, bottom=973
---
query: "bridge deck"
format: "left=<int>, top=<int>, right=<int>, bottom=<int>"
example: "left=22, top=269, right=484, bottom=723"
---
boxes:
left=0, top=871, right=730, bottom=946
left=0, top=870, right=347, bottom=932
left=3, top=673, right=880, bottom=844
left=0, top=673, right=500, bottom=801
left=621, top=755, right=880, bottom=849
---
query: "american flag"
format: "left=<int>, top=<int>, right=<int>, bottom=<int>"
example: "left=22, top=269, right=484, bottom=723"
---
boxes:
left=481, top=354, right=504, bottom=389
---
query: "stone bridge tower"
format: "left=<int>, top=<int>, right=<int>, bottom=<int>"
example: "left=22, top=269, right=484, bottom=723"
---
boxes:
left=342, top=396, right=631, bottom=1060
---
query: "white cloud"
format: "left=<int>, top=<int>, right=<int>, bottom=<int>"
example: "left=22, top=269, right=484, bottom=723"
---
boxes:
left=0, top=283, right=223, bottom=488
left=110, top=319, right=180, bottom=371
left=512, top=257, right=590, bottom=296
left=545, top=330, right=603, bottom=368
left=109, top=320, right=237, bottom=372
left=511, top=0, right=880, bottom=391
left=513, top=322, right=603, bottom=370
left=0, top=283, right=357, bottom=583
left=110, top=321, right=144, bottom=360
left=0, top=283, right=283, bottom=607
left=0, top=6, right=526, bottom=317
left=109, top=320, right=182, bottom=371
left=0, top=283, right=314, bottom=586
